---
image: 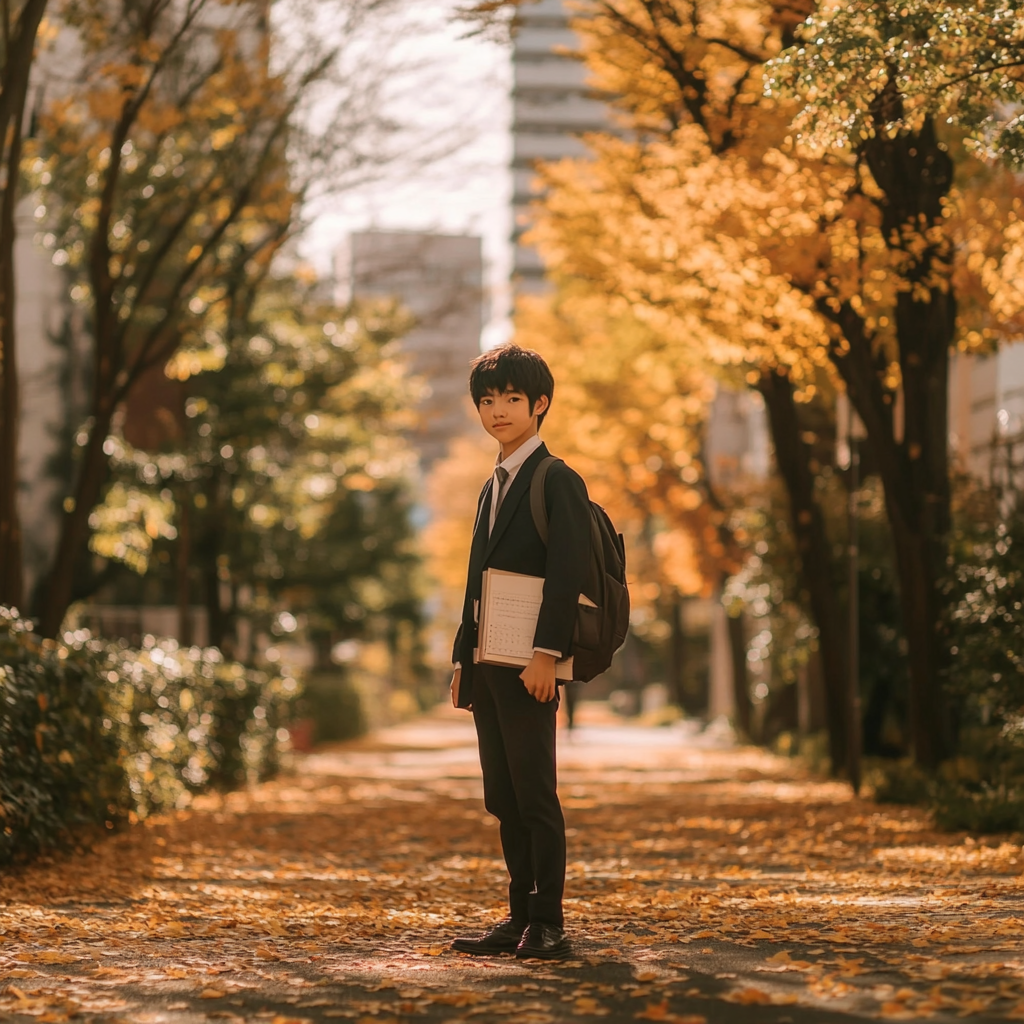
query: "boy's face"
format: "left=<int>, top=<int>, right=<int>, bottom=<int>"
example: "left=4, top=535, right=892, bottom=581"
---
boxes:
left=477, top=385, right=549, bottom=453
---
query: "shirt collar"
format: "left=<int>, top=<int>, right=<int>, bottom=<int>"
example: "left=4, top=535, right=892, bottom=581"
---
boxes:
left=495, top=433, right=543, bottom=475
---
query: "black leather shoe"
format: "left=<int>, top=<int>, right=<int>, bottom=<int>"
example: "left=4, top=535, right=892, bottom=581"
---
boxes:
left=451, top=918, right=527, bottom=955
left=515, top=922, right=572, bottom=960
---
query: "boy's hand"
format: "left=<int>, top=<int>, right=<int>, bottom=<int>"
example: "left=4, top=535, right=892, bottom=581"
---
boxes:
left=451, top=667, right=470, bottom=710
left=521, top=651, right=557, bottom=703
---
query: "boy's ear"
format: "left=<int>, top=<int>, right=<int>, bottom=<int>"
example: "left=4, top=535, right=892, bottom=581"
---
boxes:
left=532, top=394, right=550, bottom=418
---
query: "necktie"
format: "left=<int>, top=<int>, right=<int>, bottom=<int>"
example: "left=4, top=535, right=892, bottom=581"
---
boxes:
left=493, top=465, right=510, bottom=517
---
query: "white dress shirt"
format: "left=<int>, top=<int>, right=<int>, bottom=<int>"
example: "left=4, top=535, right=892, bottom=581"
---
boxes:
left=489, top=433, right=543, bottom=535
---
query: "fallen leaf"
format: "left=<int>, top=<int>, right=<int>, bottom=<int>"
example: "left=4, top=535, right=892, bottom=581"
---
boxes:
left=725, top=987, right=773, bottom=1005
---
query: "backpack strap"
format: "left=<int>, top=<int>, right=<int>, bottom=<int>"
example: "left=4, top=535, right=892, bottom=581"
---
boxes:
left=530, top=456, right=560, bottom=545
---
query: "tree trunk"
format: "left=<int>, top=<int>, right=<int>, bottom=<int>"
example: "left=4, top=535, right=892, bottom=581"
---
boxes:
left=727, top=609, right=751, bottom=739
left=668, top=592, right=687, bottom=709
left=758, top=369, right=849, bottom=774
left=203, top=539, right=229, bottom=654
left=0, top=148, right=23, bottom=607
left=177, top=496, right=193, bottom=646
left=0, top=0, right=48, bottom=610
left=200, top=472, right=231, bottom=652
left=884, top=507, right=950, bottom=767
left=36, top=401, right=116, bottom=637
left=830, top=113, right=955, bottom=768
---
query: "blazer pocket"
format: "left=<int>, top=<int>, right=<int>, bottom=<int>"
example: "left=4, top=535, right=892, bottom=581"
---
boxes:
left=574, top=603, right=601, bottom=651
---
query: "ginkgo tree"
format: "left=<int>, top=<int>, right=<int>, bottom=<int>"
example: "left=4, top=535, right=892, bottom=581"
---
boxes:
left=473, top=0, right=1024, bottom=771
left=766, top=0, right=1024, bottom=768
left=515, top=286, right=764, bottom=723
left=492, top=0, right=858, bottom=771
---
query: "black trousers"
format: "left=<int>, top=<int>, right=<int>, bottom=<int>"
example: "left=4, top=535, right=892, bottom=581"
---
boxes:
left=471, top=664, right=566, bottom=927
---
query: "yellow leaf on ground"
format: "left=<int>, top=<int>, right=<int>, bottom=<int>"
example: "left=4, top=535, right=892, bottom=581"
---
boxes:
left=635, top=1001, right=671, bottom=1020
left=36, top=951, right=80, bottom=964
left=635, top=1002, right=706, bottom=1023
left=725, top=987, right=773, bottom=1005
left=880, top=1004, right=918, bottom=1020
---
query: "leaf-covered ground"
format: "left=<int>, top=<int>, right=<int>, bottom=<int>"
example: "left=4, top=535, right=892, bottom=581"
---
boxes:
left=2, top=704, right=1023, bottom=1023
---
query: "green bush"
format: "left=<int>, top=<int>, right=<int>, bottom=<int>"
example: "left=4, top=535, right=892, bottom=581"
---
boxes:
left=934, top=482, right=1024, bottom=833
left=866, top=757, right=933, bottom=807
left=97, top=636, right=298, bottom=815
left=0, top=607, right=300, bottom=864
left=0, top=610, right=127, bottom=863
left=299, top=670, right=366, bottom=743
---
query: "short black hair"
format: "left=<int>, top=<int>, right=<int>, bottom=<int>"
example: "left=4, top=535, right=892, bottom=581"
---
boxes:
left=469, top=343, right=554, bottom=428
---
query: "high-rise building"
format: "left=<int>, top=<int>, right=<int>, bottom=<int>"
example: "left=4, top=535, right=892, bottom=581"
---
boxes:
left=336, top=231, right=484, bottom=469
left=511, top=0, right=608, bottom=292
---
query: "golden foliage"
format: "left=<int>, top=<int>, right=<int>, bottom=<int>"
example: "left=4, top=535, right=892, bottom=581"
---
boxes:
left=27, top=0, right=297, bottom=393
left=421, top=433, right=495, bottom=665
left=516, top=288, right=731, bottom=601
left=521, top=0, right=1024, bottom=374
left=518, top=0, right=1024, bottom=543
left=87, top=481, right=176, bottom=573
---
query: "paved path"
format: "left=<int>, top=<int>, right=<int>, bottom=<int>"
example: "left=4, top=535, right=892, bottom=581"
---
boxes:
left=2, top=704, right=1023, bottom=1022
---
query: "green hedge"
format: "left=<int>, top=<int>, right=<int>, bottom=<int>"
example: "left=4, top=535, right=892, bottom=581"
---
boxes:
left=903, top=490, right=1024, bottom=833
left=0, top=607, right=299, bottom=864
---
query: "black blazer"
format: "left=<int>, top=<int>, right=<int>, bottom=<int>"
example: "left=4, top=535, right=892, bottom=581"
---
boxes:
left=452, top=442, right=591, bottom=708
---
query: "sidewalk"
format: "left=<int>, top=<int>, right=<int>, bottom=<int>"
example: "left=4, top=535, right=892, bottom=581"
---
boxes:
left=1, top=704, right=1022, bottom=1022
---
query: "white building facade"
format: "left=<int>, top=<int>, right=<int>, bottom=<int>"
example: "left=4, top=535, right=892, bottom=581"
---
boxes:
left=950, top=345, right=1024, bottom=484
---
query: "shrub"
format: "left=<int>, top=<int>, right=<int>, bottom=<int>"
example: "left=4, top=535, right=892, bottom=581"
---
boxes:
left=0, top=610, right=127, bottom=863
left=0, top=608, right=300, bottom=864
left=935, top=479, right=1024, bottom=832
left=96, top=636, right=299, bottom=816
left=299, top=670, right=366, bottom=743
left=866, top=757, right=933, bottom=807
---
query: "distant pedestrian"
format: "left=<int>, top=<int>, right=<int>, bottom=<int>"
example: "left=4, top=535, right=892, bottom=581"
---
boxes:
left=449, top=344, right=591, bottom=961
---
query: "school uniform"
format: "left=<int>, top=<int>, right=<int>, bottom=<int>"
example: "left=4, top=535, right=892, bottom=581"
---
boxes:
left=452, top=437, right=591, bottom=935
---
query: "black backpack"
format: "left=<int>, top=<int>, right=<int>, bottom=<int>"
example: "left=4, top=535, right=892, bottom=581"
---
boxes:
left=530, top=457, right=630, bottom=682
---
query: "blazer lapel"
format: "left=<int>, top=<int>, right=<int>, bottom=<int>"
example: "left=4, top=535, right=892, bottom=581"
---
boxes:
left=482, top=442, right=549, bottom=564
left=468, top=479, right=493, bottom=585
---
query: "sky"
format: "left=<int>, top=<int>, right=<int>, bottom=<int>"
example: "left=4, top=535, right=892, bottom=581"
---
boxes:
left=299, top=3, right=514, bottom=350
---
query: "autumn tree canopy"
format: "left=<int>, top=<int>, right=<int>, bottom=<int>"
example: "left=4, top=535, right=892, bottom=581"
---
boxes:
left=472, top=0, right=1024, bottom=769
left=17, top=0, right=420, bottom=636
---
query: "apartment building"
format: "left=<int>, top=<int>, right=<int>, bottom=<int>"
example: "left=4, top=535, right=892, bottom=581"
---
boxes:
left=511, top=0, right=608, bottom=292
left=336, top=231, right=484, bottom=470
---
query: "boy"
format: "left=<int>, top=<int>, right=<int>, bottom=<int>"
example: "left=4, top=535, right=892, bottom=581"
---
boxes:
left=449, top=343, right=591, bottom=961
